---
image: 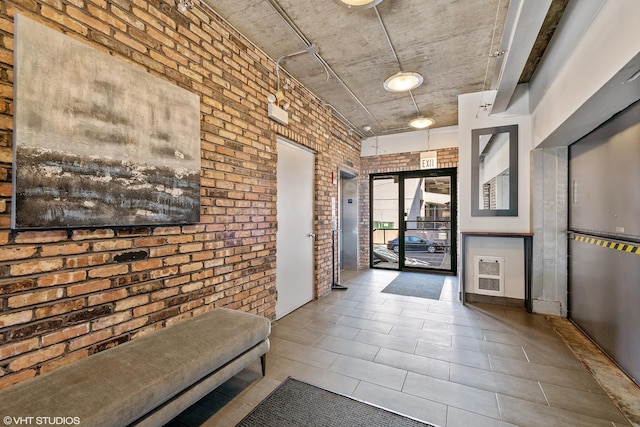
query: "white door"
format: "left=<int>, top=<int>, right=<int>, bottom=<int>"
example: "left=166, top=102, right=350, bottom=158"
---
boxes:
left=276, top=138, right=315, bottom=319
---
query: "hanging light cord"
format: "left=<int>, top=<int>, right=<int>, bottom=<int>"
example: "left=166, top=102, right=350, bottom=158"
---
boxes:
left=478, top=0, right=503, bottom=116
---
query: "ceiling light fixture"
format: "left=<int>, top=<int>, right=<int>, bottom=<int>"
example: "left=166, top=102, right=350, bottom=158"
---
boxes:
left=409, top=116, right=435, bottom=129
left=383, top=71, right=424, bottom=92
left=333, top=0, right=384, bottom=10
left=176, top=0, right=194, bottom=12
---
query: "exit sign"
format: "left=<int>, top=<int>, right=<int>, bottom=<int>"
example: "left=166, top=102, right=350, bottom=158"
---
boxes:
left=420, top=151, right=438, bottom=169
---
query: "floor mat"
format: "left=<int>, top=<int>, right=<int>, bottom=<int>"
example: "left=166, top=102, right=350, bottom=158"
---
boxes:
left=236, top=377, right=438, bottom=427
left=381, top=273, right=445, bottom=300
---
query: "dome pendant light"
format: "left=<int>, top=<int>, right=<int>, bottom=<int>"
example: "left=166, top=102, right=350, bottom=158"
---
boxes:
left=383, top=71, right=424, bottom=92
left=409, top=116, right=435, bottom=129
left=333, top=0, right=384, bottom=9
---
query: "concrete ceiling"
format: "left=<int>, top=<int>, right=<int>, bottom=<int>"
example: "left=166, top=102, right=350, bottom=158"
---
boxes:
left=202, top=0, right=567, bottom=137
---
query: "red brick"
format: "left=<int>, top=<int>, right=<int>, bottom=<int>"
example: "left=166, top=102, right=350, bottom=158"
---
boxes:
left=9, top=259, right=64, bottom=276
left=0, top=310, right=33, bottom=328
left=0, top=369, right=36, bottom=391
left=37, top=271, right=87, bottom=287
left=114, top=294, right=149, bottom=311
left=41, top=4, right=89, bottom=35
left=0, top=338, right=39, bottom=360
left=0, top=246, right=38, bottom=261
left=65, top=253, right=111, bottom=268
left=40, top=350, right=88, bottom=375
left=131, top=259, right=163, bottom=272
left=133, top=301, right=164, bottom=317
left=133, top=237, right=167, bottom=247
left=149, top=266, right=179, bottom=279
left=41, top=324, right=90, bottom=346
left=9, top=343, right=65, bottom=371
left=91, top=311, right=132, bottom=330
left=35, top=299, right=86, bottom=319
left=181, top=281, right=203, bottom=293
left=8, top=288, right=64, bottom=308
left=67, top=279, right=111, bottom=297
left=40, top=242, right=90, bottom=257
left=14, top=231, right=67, bottom=244
left=88, top=289, right=128, bottom=306
left=113, top=316, right=148, bottom=335
left=179, top=262, right=203, bottom=274
left=71, top=229, right=115, bottom=241
left=164, top=254, right=190, bottom=266
left=149, top=245, right=178, bottom=257
left=68, top=329, right=113, bottom=352
left=92, top=239, right=133, bottom=251
left=179, top=242, right=203, bottom=253
left=88, top=264, right=129, bottom=279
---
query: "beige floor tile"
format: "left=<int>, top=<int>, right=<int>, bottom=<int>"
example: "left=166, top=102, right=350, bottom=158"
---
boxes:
left=497, top=393, right=629, bottom=427
left=403, top=371, right=501, bottom=419
left=299, top=319, right=360, bottom=340
left=390, top=324, right=453, bottom=347
left=353, top=381, right=448, bottom=426
left=449, top=363, right=547, bottom=405
left=269, top=338, right=338, bottom=369
left=415, top=340, right=491, bottom=370
left=541, top=382, right=630, bottom=423
left=337, top=314, right=394, bottom=333
left=446, top=406, right=518, bottom=427
left=489, top=354, right=602, bottom=392
left=452, top=335, right=527, bottom=361
left=354, top=329, right=417, bottom=354
left=371, top=311, right=425, bottom=329
left=169, top=270, right=634, bottom=427
left=313, top=335, right=380, bottom=361
left=329, top=354, right=407, bottom=391
left=373, top=347, right=450, bottom=380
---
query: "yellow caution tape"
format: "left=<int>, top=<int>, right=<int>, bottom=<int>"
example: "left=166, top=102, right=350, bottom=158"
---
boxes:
left=571, top=233, right=639, bottom=254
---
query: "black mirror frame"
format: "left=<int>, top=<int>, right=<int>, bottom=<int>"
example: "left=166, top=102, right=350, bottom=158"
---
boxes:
left=471, top=124, right=518, bottom=217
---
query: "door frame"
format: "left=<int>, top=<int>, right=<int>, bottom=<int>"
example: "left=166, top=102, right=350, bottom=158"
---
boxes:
left=369, top=168, right=458, bottom=275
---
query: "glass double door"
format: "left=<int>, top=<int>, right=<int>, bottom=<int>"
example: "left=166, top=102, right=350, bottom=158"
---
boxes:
left=371, top=169, right=456, bottom=274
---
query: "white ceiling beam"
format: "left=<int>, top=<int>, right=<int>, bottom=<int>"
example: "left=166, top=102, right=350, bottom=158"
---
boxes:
left=490, top=0, right=552, bottom=114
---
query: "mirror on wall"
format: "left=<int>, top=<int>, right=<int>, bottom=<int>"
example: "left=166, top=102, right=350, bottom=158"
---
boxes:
left=471, top=124, right=518, bottom=216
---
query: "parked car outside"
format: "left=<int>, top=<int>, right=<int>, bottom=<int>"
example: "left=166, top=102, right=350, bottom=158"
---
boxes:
left=387, top=235, right=444, bottom=253
left=372, top=245, right=431, bottom=267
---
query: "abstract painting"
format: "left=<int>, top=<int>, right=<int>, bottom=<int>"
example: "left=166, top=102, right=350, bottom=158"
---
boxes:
left=12, top=15, right=201, bottom=229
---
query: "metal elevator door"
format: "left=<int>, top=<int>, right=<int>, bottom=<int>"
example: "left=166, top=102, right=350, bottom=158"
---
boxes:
left=568, top=99, right=640, bottom=386
left=340, top=171, right=358, bottom=271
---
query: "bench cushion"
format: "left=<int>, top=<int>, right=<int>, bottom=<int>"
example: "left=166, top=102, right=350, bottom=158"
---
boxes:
left=0, top=308, right=270, bottom=426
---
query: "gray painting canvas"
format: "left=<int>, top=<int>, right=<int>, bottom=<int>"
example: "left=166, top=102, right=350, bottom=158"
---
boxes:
left=12, top=15, right=201, bottom=229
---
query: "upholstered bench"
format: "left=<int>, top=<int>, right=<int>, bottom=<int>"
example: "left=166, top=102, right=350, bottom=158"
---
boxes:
left=0, top=308, right=271, bottom=426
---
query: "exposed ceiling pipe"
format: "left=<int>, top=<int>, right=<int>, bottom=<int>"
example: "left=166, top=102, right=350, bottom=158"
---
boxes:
left=324, top=102, right=368, bottom=139
left=266, top=0, right=381, bottom=126
left=373, top=5, right=400, bottom=69
left=374, top=6, right=422, bottom=117
left=196, top=0, right=362, bottom=137
left=276, top=44, right=323, bottom=93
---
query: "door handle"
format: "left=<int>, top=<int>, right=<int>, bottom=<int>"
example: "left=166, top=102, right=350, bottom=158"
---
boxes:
left=308, top=233, right=316, bottom=238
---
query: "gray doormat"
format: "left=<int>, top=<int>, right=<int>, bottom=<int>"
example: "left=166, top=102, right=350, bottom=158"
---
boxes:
left=381, top=273, right=445, bottom=300
left=236, top=377, right=437, bottom=427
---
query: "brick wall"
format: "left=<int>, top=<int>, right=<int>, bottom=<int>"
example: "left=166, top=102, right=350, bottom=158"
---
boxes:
left=359, top=148, right=459, bottom=269
left=0, top=0, right=360, bottom=388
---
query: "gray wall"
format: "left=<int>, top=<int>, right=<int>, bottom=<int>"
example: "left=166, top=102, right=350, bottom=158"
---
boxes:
left=568, top=100, right=640, bottom=385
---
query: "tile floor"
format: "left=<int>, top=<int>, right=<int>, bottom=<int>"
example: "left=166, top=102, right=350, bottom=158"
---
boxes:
left=167, top=269, right=637, bottom=427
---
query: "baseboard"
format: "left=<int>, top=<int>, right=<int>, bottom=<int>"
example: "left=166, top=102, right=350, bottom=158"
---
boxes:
left=464, top=293, right=525, bottom=308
